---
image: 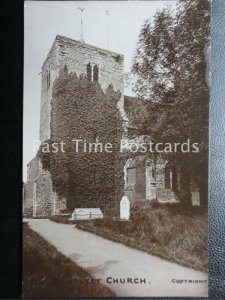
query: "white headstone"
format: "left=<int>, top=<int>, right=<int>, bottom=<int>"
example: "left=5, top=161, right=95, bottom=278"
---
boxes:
left=120, top=196, right=130, bottom=220
left=70, top=208, right=103, bottom=220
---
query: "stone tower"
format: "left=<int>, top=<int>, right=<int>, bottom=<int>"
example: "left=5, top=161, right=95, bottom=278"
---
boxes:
left=40, top=35, right=125, bottom=142
left=23, top=35, right=126, bottom=216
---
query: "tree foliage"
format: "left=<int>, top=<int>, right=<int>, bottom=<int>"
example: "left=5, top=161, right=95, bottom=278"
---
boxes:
left=131, top=0, right=210, bottom=154
left=131, top=0, right=210, bottom=206
left=132, top=7, right=177, bottom=103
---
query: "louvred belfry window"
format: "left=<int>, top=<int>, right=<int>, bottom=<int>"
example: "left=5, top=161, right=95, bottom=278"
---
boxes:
left=87, top=63, right=92, bottom=81
left=93, top=65, right=99, bottom=82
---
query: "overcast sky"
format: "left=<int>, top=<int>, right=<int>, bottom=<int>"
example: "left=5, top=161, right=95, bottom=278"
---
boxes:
left=23, top=0, right=176, bottom=180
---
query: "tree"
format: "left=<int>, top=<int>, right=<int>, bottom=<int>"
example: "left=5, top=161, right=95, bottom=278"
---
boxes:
left=132, top=0, right=210, bottom=146
left=131, top=0, right=210, bottom=206
left=132, top=7, right=177, bottom=103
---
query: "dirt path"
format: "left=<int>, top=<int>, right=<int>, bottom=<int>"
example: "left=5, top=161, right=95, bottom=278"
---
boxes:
left=25, top=218, right=208, bottom=297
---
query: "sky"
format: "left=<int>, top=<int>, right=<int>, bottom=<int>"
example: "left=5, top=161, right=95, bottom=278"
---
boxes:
left=23, top=0, right=176, bottom=180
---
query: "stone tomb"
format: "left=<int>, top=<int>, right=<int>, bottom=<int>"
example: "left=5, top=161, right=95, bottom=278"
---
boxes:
left=120, top=196, right=130, bottom=220
left=70, top=208, right=103, bottom=220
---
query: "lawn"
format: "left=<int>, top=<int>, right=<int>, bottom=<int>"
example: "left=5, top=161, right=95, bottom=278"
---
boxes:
left=22, top=223, right=115, bottom=298
left=65, top=203, right=208, bottom=273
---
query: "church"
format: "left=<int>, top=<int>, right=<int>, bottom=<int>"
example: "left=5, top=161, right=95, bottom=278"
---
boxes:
left=23, top=35, right=201, bottom=217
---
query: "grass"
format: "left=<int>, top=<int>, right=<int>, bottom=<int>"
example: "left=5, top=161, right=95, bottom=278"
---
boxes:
left=49, top=215, right=78, bottom=224
left=22, top=223, right=115, bottom=298
left=73, top=202, right=208, bottom=272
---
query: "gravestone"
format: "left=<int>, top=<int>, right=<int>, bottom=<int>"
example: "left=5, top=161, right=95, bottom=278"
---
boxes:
left=120, top=196, right=130, bottom=220
left=70, top=208, right=103, bottom=220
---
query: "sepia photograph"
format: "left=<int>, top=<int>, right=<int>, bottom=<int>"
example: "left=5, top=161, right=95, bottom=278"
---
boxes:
left=23, top=0, right=209, bottom=297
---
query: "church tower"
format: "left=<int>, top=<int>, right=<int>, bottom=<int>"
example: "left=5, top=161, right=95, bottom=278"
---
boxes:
left=40, top=35, right=125, bottom=142
left=23, top=35, right=126, bottom=216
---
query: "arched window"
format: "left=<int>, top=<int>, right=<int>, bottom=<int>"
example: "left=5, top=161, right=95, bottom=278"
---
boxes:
left=152, top=159, right=156, bottom=179
left=87, top=63, right=92, bottom=81
left=165, top=163, right=172, bottom=189
left=93, top=65, right=99, bottom=82
left=127, top=167, right=136, bottom=186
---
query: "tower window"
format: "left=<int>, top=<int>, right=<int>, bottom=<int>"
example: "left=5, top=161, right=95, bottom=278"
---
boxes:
left=93, top=65, right=99, bottom=82
left=87, top=63, right=92, bottom=81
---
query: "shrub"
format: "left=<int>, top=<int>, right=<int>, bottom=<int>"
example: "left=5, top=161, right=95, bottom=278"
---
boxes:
left=81, top=203, right=208, bottom=271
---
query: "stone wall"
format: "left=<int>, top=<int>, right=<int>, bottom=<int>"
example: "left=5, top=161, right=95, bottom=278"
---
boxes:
left=23, top=182, right=34, bottom=216
left=33, top=171, right=53, bottom=216
left=23, top=155, right=67, bottom=216
left=124, top=155, right=178, bottom=204
left=124, top=156, right=146, bottom=202
left=33, top=170, right=67, bottom=216
left=27, top=156, right=40, bottom=181
left=40, top=39, right=59, bottom=142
